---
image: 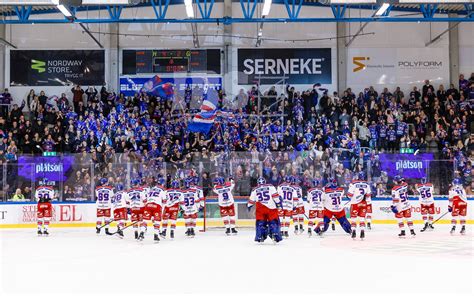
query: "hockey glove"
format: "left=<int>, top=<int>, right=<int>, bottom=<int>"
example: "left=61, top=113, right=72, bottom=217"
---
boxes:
left=390, top=205, right=398, bottom=214
left=448, top=205, right=452, bottom=213
left=247, top=205, right=253, bottom=212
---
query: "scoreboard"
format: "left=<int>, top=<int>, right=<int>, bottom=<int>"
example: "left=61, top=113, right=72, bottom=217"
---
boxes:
left=123, top=49, right=221, bottom=75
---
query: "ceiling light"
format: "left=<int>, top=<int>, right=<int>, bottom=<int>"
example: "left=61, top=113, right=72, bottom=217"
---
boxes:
left=57, top=4, right=72, bottom=17
left=375, top=3, right=390, bottom=16
left=184, top=0, right=194, bottom=18
left=262, top=0, right=272, bottom=16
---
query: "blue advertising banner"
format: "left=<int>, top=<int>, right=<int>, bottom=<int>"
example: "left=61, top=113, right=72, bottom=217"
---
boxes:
left=119, top=76, right=223, bottom=98
left=18, top=156, right=75, bottom=182
left=378, top=153, right=434, bottom=179
left=237, top=48, right=332, bottom=85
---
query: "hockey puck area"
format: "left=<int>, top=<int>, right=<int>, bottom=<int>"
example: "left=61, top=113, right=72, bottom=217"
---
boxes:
left=0, top=226, right=473, bottom=296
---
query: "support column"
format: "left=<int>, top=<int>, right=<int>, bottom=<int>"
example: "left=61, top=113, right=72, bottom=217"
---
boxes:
left=0, top=25, right=6, bottom=91
left=108, top=23, right=119, bottom=92
left=448, top=13, right=459, bottom=86
left=336, top=21, right=347, bottom=94
left=223, top=0, right=232, bottom=94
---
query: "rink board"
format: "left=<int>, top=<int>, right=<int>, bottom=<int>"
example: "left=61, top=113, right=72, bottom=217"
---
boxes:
left=0, top=197, right=473, bottom=228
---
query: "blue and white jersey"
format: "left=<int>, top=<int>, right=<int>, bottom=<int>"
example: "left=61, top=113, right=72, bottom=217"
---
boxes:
left=307, top=187, right=324, bottom=211
left=111, top=191, right=128, bottom=210
left=248, top=184, right=280, bottom=210
left=277, top=183, right=298, bottom=210
left=96, top=186, right=114, bottom=209
left=213, top=182, right=235, bottom=207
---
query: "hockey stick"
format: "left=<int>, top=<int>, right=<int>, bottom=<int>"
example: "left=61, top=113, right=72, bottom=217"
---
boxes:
left=431, top=211, right=450, bottom=225
left=107, top=221, right=139, bottom=235
left=97, top=219, right=114, bottom=230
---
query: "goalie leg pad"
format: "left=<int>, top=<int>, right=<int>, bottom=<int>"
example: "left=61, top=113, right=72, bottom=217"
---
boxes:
left=268, top=219, right=282, bottom=242
left=255, top=220, right=268, bottom=242
left=337, top=216, right=352, bottom=234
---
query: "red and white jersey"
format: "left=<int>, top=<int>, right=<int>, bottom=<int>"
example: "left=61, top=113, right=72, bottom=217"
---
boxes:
left=111, top=191, right=128, bottom=210
left=191, top=185, right=205, bottom=207
left=347, top=180, right=371, bottom=205
left=213, top=182, right=235, bottom=207
left=449, top=185, right=467, bottom=203
left=416, top=183, right=435, bottom=205
left=147, top=185, right=166, bottom=206
left=96, top=186, right=114, bottom=209
left=277, top=183, right=298, bottom=210
left=307, top=187, right=324, bottom=211
left=391, top=183, right=410, bottom=212
left=180, top=188, right=200, bottom=215
left=127, top=187, right=147, bottom=208
left=165, top=188, right=184, bottom=207
left=35, top=186, right=54, bottom=202
left=323, top=187, right=345, bottom=212
left=292, top=184, right=304, bottom=208
left=248, top=184, right=280, bottom=210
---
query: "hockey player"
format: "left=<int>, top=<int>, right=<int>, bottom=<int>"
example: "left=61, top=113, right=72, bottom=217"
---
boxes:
left=347, top=173, right=371, bottom=240
left=391, top=176, right=415, bottom=238
left=190, top=177, right=205, bottom=212
left=181, top=178, right=201, bottom=237
left=291, top=176, right=305, bottom=234
left=448, top=179, right=467, bottom=235
left=127, top=179, right=148, bottom=240
left=319, top=178, right=352, bottom=235
left=213, top=177, right=238, bottom=235
left=35, top=179, right=54, bottom=236
left=143, top=178, right=167, bottom=242
left=95, top=178, right=114, bottom=235
left=111, top=184, right=128, bottom=238
left=306, top=179, right=324, bottom=237
left=277, top=176, right=298, bottom=238
left=161, top=180, right=183, bottom=239
left=247, top=177, right=283, bottom=243
left=416, top=178, right=435, bottom=232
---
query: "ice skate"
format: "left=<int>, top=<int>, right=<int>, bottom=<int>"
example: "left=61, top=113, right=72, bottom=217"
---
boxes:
left=160, top=229, right=167, bottom=239
left=410, top=229, right=416, bottom=237
left=294, top=226, right=299, bottom=235
left=298, top=224, right=304, bottom=234
left=43, top=230, right=49, bottom=236
left=460, top=225, right=466, bottom=235
left=398, top=230, right=406, bottom=238
left=284, top=231, right=289, bottom=238
left=190, top=228, right=195, bottom=237
left=138, top=232, right=145, bottom=241
left=429, top=223, right=434, bottom=230
left=134, top=231, right=139, bottom=240
left=367, top=222, right=372, bottom=230
left=225, top=228, right=231, bottom=236
left=308, top=228, right=312, bottom=237
left=231, top=228, right=238, bottom=235
left=96, top=227, right=100, bottom=234
left=420, top=223, right=428, bottom=232
left=170, top=230, right=175, bottom=239
left=360, top=230, right=365, bottom=240
left=331, top=223, right=335, bottom=231
left=351, top=229, right=356, bottom=239
left=117, top=229, right=124, bottom=238
left=154, top=234, right=160, bottom=243
left=450, top=226, right=456, bottom=235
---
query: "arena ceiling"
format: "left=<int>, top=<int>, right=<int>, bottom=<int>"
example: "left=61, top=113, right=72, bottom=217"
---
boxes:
left=0, top=0, right=473, bottom=23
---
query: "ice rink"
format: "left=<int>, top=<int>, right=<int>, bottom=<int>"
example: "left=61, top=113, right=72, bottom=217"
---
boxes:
left=1, top=225, right=473, bottom=296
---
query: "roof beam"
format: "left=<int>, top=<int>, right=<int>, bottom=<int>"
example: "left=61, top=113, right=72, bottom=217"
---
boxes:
left=107, top=5, right=122, bottom=21
left=13, top=5, right=32, bottom=22
left=240, top=0, right=258, bottom=19
left=331, top=4, right=347, bottom=19
left=420, top=3, right=438, bottom=18
left=150, top=0, right=170, bottom=19
left=196, top=0, right=214, bottom=19
left=284, top=0, right=304, bottom=19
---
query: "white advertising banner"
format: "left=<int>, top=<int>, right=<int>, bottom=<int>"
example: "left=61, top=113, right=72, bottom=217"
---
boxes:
left=0, top=198, right=472, bottom=228
left=347, top=48, right=449, bottom=93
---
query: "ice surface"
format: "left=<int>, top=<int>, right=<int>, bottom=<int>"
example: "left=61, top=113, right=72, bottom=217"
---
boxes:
left=1, top=225, right=473, bottom=296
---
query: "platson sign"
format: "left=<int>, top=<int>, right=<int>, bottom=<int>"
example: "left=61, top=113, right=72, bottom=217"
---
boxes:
left=237, top=48, right=332, bottom=85
left=378, top=153, right=434, bottom=179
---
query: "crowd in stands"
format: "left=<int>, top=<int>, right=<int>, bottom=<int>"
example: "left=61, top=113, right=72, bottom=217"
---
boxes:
left=0, top=73, right=473, bottom=200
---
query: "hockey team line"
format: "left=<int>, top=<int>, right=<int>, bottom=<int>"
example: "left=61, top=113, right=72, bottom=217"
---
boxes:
left=1, top=219, right=473, bottom=229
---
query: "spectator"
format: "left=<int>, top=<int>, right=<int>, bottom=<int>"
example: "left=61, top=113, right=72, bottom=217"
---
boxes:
left=71, top=85, right=84, bottom=112
left=11, top=188, right=25, bottom=201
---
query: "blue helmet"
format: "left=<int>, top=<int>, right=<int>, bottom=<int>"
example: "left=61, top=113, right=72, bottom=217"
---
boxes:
left=327, top=178, right=337, bottom=188
left=193, top=176, right=199, bottom=185
left=358, top=171, right=366, bottom=181
left=131, top=179, right=140, bottom=187
left=284, top=176, right=292, bottom=183
left=393, top=175, right=404, bottom=184
left=116, top=184, right=124, bottom=191
left=452, top=178, right=462, bottom=186
left=257, top=177, right=266, bottom=185
left=312, top=179, right=321, bottom=187
left=42, top=178, right=48, bottom=184
left=171, top=180, right=180, bottom=189
left=421, top=177, right=427, bottom=184
left=100, top=178, right=108, bottom=185
left=157, top=177, right=166, bottom=186
left=217, top=177, right=225, bottom=185
left=184, top=178, right=192, bottom=188
left=291, top=176, right=299, bottom=185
